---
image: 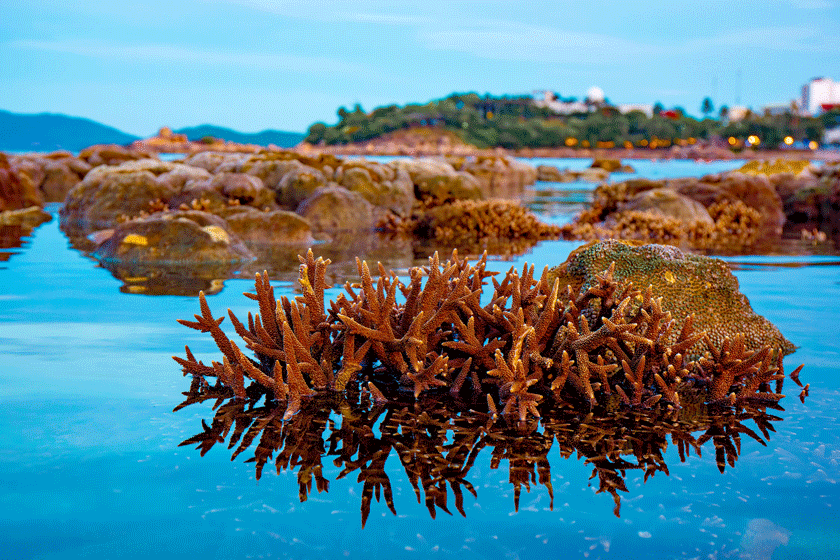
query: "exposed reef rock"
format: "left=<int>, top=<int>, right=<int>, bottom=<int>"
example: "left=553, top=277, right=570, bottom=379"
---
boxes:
left=561, top=160, right=840, bottom=250
left=334, top=161, right=415, bottom=215
left=60, top=160, right=180, bottom=233
left=93, top=210, right=254, bottom=265
left=536, top=158, right=634, bottom=184
left=590, top=158, right=635, bottom=173
left=1, top=153, right=43, bottom=211
left=7, top=151, right=92, bottom=203
left=448, top=154, right=538, bottom=196
left=176, top=245, right=801, bottom=426
left=392, top=158, right=484, bottom=203
left=221, top=206, right=314, bottom=245
left=296, top=185, right=375, bottom=233
left=741, top=160, right=840, bottom=241
left=616, top=188, right=714, bottom=225
left=78, top=144, right=158, bottom=167
left=0, top=206, right=52, bottom=228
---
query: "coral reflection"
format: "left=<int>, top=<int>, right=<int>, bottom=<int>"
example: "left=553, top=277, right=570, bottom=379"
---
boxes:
left=176, top=382, right=785, bottom=526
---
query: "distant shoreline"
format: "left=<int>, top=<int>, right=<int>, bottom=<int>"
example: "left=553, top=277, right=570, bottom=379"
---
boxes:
left=300, top=143, right=840, bottom=163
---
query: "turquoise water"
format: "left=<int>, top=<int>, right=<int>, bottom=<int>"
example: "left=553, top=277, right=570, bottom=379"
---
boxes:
left=1, top=159, right=839, bottom=559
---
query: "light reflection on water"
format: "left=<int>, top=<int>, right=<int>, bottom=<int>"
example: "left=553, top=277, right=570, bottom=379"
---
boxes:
left=0, top=159, right=839, bottom=559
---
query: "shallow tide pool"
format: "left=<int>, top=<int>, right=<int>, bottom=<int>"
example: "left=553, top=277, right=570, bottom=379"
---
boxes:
left=1, top=159, right=839, bottom=559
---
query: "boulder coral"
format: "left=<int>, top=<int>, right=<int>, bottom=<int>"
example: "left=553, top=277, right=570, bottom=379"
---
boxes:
left=546, top=240, right=795, bottom=355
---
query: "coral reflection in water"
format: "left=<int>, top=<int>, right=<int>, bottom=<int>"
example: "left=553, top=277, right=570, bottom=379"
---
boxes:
left=175, top=381, right=785, bottom=527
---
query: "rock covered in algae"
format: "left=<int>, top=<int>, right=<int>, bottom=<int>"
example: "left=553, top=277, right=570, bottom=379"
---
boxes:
left=547, top=240, right=795, bottom=355
left=92, top=210, right=255, bottom=264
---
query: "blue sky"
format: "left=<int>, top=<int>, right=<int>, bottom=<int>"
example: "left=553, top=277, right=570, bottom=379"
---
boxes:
left=1, top=0, right=838, bottom=135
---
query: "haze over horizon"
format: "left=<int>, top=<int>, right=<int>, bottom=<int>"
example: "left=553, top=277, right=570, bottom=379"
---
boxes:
left=2, top=0, right=838, bottom=137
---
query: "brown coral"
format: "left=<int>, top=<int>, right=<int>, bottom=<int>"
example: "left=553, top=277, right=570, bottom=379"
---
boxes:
left=380, top=198, right=561, bottom=255
left=176, top=244, right=800, bottom=424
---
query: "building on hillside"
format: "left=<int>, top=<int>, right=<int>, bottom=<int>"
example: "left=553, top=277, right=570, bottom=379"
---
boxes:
left=532, top=91, right=590, bottom=115
left=586, top=86, right=605, bottom=105
left=761, top=103, right=793, bottom=117
left=801, top=77, right=840, bottom=116
left=727, top=106, right=751, bottom=122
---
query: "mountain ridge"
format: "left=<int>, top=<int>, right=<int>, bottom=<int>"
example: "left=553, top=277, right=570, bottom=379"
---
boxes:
left=0, top=110, right=304, bottom=152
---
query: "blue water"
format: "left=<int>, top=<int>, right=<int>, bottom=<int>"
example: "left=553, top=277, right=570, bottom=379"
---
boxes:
left=1, top=159, right=839, bottom=559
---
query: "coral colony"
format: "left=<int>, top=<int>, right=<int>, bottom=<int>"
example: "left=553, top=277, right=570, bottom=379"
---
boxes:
left=174, top=242, right=805, bottom=524
left=175, top=243, right=804, bottom=423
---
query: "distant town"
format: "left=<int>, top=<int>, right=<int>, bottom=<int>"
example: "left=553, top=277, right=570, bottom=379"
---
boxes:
left=304, top=77, right=840, bottom=151
left=535, top=76, right=840, bottom=120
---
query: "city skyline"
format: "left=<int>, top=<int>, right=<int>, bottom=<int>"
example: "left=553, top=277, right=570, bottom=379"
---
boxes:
left=2, top=0, right=838, bottom=135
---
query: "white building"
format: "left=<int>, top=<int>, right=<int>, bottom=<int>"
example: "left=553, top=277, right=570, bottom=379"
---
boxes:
left=533, top=91, right=590, bottom=115
left=801, top=77, right=840, bottom=116
left=725, top=106, right=751, bottom=122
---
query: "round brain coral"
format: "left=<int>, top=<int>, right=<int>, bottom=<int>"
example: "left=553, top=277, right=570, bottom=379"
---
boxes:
left=547, top=240, right=795, bottom=356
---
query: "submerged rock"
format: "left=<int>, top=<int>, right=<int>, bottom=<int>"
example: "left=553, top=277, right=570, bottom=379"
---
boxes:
left=547, top=240, right=795, bottom=355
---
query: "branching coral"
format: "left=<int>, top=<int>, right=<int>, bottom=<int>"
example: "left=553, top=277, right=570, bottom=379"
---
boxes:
left=379, top=198, right=561, bottom=254
left=175, top=245, right=802, bottom=424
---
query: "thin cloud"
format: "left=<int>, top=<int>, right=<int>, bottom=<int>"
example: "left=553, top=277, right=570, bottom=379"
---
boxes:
left=10, top=39, right=374, bottom=76
left=421, top=21, right=839, bottom=63
left=202, top=0, right=432, bottom=25
left=421, top=22, right=652, bottom=64
left=782, top=0, right=833, bottom=8
left=684, top=26, right=840, bottom=52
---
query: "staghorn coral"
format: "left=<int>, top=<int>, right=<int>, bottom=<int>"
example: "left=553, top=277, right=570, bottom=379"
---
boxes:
left=379, top=198, right=561, bottom=254
left=176, top=243, right=801, bottom=425
left=176, top=379, right=791, bottom=524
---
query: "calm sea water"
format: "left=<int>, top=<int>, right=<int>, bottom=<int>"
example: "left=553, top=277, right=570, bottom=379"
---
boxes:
left=1, top=158, right=839, bottom=559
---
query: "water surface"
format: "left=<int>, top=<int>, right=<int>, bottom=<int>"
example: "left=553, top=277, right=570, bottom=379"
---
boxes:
left=1, top=159, right=838, bottom=559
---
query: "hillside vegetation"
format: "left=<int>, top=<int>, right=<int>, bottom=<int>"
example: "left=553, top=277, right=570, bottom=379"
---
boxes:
left=305, top=93, right=839, bottom=150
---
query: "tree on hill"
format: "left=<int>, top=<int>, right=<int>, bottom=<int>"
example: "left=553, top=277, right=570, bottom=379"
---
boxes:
left=701, top=97, right=714, bottom=117
left=303, top=92, right=828, bottom=150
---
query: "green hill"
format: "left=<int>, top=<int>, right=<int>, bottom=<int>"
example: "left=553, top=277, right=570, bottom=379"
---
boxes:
left=174, top=125, right=305, bottom=148
left=0, top=110, right=139, bottom=152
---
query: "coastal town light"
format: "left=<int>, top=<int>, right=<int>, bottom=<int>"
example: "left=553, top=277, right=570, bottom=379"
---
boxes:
left=809, top=140, right=819, bottom=150
left=747, top=135, right=760, bottom=146
left=783, top=136, right=794, bottom=146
